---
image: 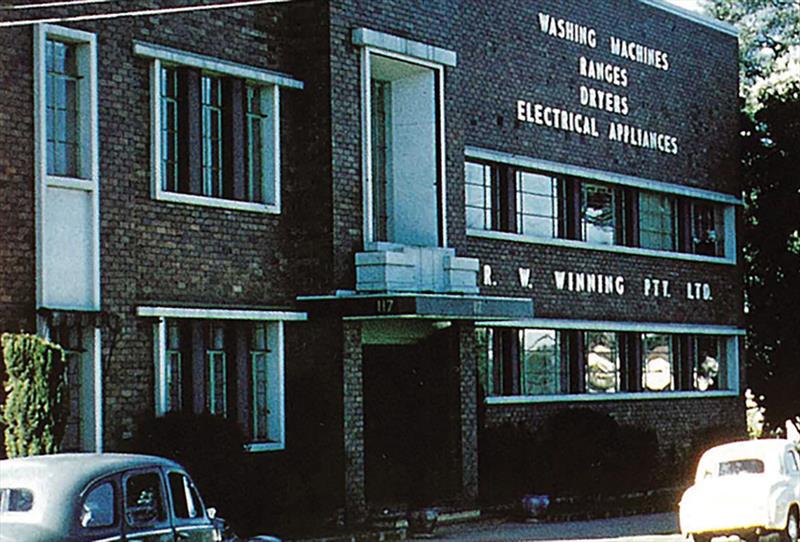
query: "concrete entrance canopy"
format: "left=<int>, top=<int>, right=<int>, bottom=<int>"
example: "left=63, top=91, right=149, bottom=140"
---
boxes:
left=297, top=292, right=533, bottom=320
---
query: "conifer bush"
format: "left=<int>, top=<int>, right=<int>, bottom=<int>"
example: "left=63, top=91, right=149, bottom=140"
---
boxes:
left=1, top=332, right=67, bottom=457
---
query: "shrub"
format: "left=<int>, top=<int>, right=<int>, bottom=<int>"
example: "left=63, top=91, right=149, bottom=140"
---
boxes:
left=1, top=333, right=67, bottom=457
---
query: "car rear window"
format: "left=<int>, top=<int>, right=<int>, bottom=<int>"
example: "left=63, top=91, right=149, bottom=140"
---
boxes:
left=0, top=488, right=34, bottom=512
left=718, top=459, right=764, bottom=476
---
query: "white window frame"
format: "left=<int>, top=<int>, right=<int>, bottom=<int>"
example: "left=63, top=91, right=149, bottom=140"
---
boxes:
left=358, top=37, right=451, bottom=246
left=143, top=307, right=307, bottom=452
left=478, top=319, right=742, bottom=404
left=134, top=42, right=303, bottom=215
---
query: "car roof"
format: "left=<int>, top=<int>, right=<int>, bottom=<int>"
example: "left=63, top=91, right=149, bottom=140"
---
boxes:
left=701, top=439, right=796, bottom=461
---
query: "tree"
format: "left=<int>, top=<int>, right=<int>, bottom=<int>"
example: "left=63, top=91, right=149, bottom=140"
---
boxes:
left=703, top=0, right=800, bottom=428
left=1, top=333, right=68, bottom=457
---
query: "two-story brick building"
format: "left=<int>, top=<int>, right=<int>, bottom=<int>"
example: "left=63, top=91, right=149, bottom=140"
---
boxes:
left=0, top=0, right=743, bottom=533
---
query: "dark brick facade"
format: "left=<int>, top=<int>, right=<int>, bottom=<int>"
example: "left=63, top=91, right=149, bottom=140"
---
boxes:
left=0, top=0, right=744, bottom=534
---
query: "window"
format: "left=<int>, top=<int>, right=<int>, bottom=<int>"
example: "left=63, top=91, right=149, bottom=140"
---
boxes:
left=585, top=331, right=621, bottom=393
left=81, top=482, right=115, bottom=528
left=639, top=191, right=677, bottom=250
left=465, top=161, right=496, bottom=231
left=519, top=329, right=563, bottom=395
left=0, top=488, right=34, bottom=512
left=124, top=472, right=165, bottom=526
left=136, top=42, right=300, bottom=213
left=155, top=318, right=285, bottom=450
left=718, top=459, right=764, bottom=476
left=364, top=51, right=442, bottom=246
left=517, top=171, right=563, bottom=238
left=786, top=451, right=800, bottom=474
left=690, top=200, right=725, bottom=256
left=479, top=327, right=733, bottom=399
left=168, top=473, right=203, bottom=520
left=694, top=335, right=723, bottom=391
left=642, top=333, right=674, bottom=391
left=46, top=40, right=80, bottom=177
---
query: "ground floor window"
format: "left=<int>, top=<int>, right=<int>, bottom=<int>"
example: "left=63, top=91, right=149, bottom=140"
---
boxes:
left=478, top=327, right=732, bottom=398
left=155, top=319, right=284, bottom=450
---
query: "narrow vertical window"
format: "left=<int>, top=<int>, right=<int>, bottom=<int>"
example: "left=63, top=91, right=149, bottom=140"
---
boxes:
left=581, top=183, right=619, bottom=245
left=46, top=39, right=80, bottom=177
left=465, top=161, right=494, bottom=230
left=639, top=191, right=677, bottom=250
left=201, top=76, right=224, bottom=198
left=245, top=84, right=265, bottom=203
left=165, top=322, right=182, bottom=412
left=585, top=331, right=620, bottom=393
left=517, top=171, right=563, bottom=238
left=160, top=66, right=179, bottom=192
left=642, top=333, right=674, bottom=391
left=694, top=335, right=723, bottom=391
left=205, top=323, right=227, bottom=416
left=250, top=323, right=270, bottom=441
left=370, top=79, right=391, bottom=241
left=476, top=328, right=496, bottom=397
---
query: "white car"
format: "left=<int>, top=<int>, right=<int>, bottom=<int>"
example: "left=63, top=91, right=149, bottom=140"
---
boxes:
left=679, top=439, right=800, bottom=542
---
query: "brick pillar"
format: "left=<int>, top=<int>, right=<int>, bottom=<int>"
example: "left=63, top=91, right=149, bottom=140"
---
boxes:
left=457, top=322, right=479, bottom=504
left=342, top=321, right=367, bottom=524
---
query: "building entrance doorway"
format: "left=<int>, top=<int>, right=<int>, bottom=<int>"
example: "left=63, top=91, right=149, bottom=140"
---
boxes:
left=363, top=329, right=459, bottom=508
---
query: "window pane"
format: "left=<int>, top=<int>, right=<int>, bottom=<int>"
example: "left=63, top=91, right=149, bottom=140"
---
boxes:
left=692, top=201, right=723, bottom=256
left=168, top=473, right=201, bottom=520
left=250, top=322, right=271, bottom=442
left=125, top=473, right=165, bottom=526
left=206, top=324, right=227, bottom=416
left=464, top=161, right=494, bottom=231
left=201, top=76, right=223, bottom=197
left=81, top=482, right=114, bottom=528
left=0, top=488, right=34, bottom=512
left=517, top=171, right=560, bottom=238
left=160, top=67, right=179, bottom=192
left=476, top=328, right=496, bottom=397
left=370, top=79, right=390, bottom=241
left=642, top=333, right=674, bottom=391
left=585, top=331, right=620, bottom=393
left=581, top=183, right=617, bottom=245
left=694, top=335, right=722, bottom=391
left=46, top=40, right=80, bottom=177
left=520, top=329, right=561, bottom=395
left=245, top=84, right=267, bottom=203
left=639, top=191, right=676, bottom=250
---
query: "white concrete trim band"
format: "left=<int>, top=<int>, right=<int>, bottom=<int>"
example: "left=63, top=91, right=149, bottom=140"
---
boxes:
left=137, top=306, right=307, bottom=321
left=352, top=27, right=457, bottom=67
left=465, top=146, right=743, bottom=206
left=477, top=318, right=745, bottom=336
left=133, top=41, right=304, bottom=89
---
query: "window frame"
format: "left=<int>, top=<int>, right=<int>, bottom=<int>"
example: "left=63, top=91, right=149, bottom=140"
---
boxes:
left=135, top=42, right=302, bottom=214
left=145, top=307, right=307, bottom=452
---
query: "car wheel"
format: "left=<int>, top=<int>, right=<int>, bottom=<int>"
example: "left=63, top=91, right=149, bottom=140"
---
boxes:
left=692, top=533, right=712, bottom=542
left=783, top=508, right=799, bottom=542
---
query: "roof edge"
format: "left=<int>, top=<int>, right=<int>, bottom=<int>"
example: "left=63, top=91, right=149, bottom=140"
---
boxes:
left=638, top=0, right=739, bottom=37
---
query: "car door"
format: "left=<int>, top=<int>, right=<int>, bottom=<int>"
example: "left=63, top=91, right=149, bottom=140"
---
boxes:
left=77, top=476, right=123, bottom=541
left=121, top=469, right=173, bottom=542
left=165, top=470, right=215, bottom=542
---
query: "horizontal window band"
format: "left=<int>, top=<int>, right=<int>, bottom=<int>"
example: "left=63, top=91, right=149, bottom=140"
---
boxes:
left=465, top=146, right=742, bottom=206
left=485, top=389, right=739, bottom=405
left=137, top=306, right=307, bottom=321
left=467, top=228, right=736, bottom=265
left=475, top=318, right=745, bottom=336
left=133, top=41, right=303, bottom=89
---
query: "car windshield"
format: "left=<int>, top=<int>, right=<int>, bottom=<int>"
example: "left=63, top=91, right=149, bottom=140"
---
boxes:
left=0, top=488, right=34, bottom=512
left=718, top=458, right=764, bottom=476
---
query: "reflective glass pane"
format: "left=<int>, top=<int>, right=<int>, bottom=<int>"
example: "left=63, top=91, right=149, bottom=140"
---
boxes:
left=585, top=331, right=620, bottom=393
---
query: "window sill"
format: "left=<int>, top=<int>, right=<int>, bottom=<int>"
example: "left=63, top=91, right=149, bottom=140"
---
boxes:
left=245, top=441, right=285, bottom=453
left=467, top=228, right=734, bottom=266
left=485, top=389, right=738, bottom=405
left=154, top=191, right=280, bottom=214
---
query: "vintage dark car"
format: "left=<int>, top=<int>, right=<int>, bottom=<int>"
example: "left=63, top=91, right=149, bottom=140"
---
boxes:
left=0, top=453, right=272, bottom=542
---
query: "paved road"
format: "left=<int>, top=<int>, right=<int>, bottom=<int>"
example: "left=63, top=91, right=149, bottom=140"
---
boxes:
left=424, top=512, right=683, bottom=542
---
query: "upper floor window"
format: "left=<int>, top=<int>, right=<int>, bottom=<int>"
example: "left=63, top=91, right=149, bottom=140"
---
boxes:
left=690, top=200, right=725, bottom=256
left=585, top=331, right=621, bottom=393
left=517, top=171, right=564, bottom=238
left=46, top=40, right=80, bottom=177
left=581, top=183, right=623, bottom=245
left=639, top=191, right=677, bottom=250
left=465, top=161, right=496, bottom=231
left=136, top=42, right=302, bottom=214
left=641, top=333, right=675, bottom=392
